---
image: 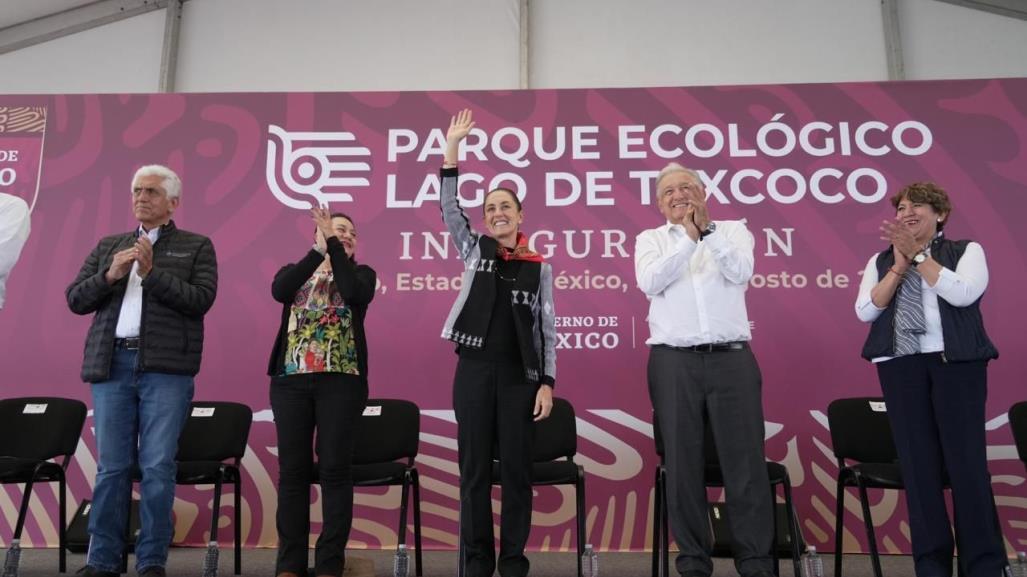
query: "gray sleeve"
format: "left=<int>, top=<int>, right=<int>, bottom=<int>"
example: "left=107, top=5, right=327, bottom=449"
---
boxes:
left=440, top=169, right=479, bottom=264
left=538, top=263, right=557, bottom=387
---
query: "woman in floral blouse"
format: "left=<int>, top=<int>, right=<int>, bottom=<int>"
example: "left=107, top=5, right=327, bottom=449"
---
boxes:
left=266, top=207, right=376, bottom=577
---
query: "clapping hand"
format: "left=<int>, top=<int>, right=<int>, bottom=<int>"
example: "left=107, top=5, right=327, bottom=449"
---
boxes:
left=312, top=207, right=335, bottom=251
left=880, top=218, right=918, bottom=266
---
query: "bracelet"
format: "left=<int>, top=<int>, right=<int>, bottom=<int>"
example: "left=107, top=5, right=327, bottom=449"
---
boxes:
left=888, top=267, right=903, bottom=277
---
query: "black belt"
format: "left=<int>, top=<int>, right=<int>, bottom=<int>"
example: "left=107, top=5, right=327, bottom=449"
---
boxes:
left=114, top=337, right=140, bottom=350
left=657, top=341, right=747, bottom=353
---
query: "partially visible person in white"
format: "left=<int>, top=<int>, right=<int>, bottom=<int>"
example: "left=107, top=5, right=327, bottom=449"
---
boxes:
left=0, top=192, right=31, bottom=310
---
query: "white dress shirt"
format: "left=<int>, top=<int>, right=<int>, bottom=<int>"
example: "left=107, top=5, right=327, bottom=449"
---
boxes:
left=635, top=219, right=755, bottom=346
left=0, top=193, right=31, bottom=310
left=115, top=226, right=161, bottom=338
left=854, top=241, right=989, bottom=363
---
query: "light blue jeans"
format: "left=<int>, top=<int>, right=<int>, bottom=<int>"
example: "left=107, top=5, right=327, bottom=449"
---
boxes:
left=87, top=348, right=194, bottom=573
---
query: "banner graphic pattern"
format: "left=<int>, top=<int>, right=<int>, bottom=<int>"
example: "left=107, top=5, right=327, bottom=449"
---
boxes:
left=0, top=80, right=1025, bottom=553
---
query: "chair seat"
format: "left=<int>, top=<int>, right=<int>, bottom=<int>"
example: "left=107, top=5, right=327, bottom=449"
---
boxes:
left=128, top=462, right=239, bottom=485
left=0, top=457, right=63, bottom=483
left=486, top=460, right=581, bottom=485
left=842, top=462, right=951, bottom=489
left=176, top=461, right=240, bottom=485
left=703, top=461, right=790, bottom=487
left=842, top=462, right=904, bottom=488
left=352, top=462, right=409, bottom=486
left=531, top=461, right=583, bottom=485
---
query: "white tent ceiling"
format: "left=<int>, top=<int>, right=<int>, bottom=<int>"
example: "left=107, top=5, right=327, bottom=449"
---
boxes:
left=0, top=0, right=97, bottom=30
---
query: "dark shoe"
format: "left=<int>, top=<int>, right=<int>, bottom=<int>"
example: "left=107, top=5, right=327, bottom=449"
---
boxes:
left=498, top=553, right=529, bottom=577
left=466, top=558, right=497, bottom=577
left=138, top=566, right=167, bottom=577
left=76, top=566, right=119, bottom=577
left=681, top=572, right=709, bottom=577
left=741, top=572, right=776, bottom=577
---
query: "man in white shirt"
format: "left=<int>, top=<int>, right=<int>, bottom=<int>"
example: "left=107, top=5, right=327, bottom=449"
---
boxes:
left=0, top=192, right=31, bottom=310
left=635, top=163, right=774, bottom=577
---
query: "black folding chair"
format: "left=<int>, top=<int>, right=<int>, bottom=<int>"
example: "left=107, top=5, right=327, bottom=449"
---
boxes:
left=458, top=397, right=586, bottom=577
left=0, top=396, right=87, bottom=575
left=651, top=412, right=801, bottom=577
left=176, top=402, right=252, bottom=576
left=1011, top=401, right=1027, bottom=473
left=123, top=401, right=252, bottom=576
left=828, top=397, right=920, bottom=577
left=315, top=398, right=423, bottom=576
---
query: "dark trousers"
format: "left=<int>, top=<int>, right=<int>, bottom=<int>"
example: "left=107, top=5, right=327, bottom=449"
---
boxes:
left=877, top=354, right=1006, bottom=577
left=453, top=357, right=538, bottom=577
left=270, top=373, right=368, bottom=577
left=647, top=345, right=774, bottom=577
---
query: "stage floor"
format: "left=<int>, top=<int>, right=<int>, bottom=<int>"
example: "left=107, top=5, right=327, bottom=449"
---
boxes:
left=12, top=547, right=920, bottom=576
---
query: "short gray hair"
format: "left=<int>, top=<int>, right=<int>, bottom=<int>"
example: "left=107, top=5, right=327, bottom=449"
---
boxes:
left=654, top=162, right=702, bottom=194
left=132, top=164, right=182, bottom=200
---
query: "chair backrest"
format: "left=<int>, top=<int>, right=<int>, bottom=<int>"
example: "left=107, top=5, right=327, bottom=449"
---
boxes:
left=532, top=397, right=577, bottom=462
left=0, top=397, right=87, bottom=462
left=827, top=397, right=898, bottom=464
left=1010, top=401, right=1027, bottom=466
left=176, top=401, right=253, bottom=463
left=353, top=399, right=420, bottom=465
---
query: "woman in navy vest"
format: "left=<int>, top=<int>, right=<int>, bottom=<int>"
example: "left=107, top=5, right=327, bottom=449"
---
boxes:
left=855, top=182, right=1005, bottom=577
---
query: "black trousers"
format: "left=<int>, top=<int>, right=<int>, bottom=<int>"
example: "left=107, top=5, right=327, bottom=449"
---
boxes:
left=453, top=357, right=538, bottom=577
left=647, top=345, right=774, bottom=577
left=270, top=373, right=368, bottom=577
left=877, top=354, right=1006, bottom=577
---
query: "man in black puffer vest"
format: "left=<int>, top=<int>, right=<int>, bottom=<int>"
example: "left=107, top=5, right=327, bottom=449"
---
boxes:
left=66, top=165, right=217, bottom=577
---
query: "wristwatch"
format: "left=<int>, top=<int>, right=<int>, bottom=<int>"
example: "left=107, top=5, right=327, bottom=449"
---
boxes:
left=699, top=222, right=717, bottom=240
left=911, top=251, right=927, bottom=267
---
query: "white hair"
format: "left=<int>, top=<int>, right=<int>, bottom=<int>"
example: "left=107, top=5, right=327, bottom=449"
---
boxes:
left=132, top=164, right=182, bottom=199
left=654, top=162, right=702, bottom=193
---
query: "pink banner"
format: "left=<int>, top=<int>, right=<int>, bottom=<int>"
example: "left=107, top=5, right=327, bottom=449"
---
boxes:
left=1, top=80, right=1025, bottom=554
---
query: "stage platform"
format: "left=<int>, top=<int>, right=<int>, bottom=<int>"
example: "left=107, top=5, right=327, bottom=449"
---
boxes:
left=11, top=547, right=919, bottom=576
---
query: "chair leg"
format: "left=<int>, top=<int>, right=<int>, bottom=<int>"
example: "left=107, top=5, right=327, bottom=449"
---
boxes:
left=834, top=477, right=845, bottom=577
left=781, top=479, right=801, bottom=577
left=770, top=486, right=779, bottom=577
left=234, top=475, right=242, bottom=575
left=576, top=473, right=586, bottom=577
left=203, top=472, right=225, bottom=577
left=12, top=478, right=34, bottom=540
left=412, top=470, right=423, bottom=577
left=661, top=468, right=669, bottom=574
left=457, top=507, right=465, bottom=577
left=398, top=474, right=411, bottom=547
left=121, top=496, right=131, bottom=574
left=59, top=474, right=68, bottom=573
left=652, top=467, right=662, bottom=577
left=856, top=480, right=883, bottom=577
left=3, top=478, right=35, bottom=577
left=210, top=475, right=224, bottom=542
